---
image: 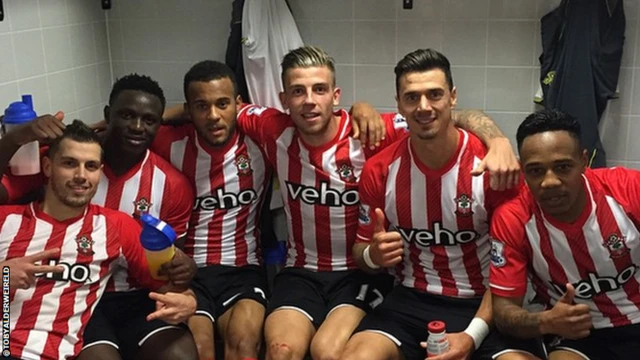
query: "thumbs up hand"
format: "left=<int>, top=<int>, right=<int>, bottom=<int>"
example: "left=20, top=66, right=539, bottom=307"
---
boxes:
left=368, top=208, right=404, bottom=268
left=540, top=283, right=593, bottom=339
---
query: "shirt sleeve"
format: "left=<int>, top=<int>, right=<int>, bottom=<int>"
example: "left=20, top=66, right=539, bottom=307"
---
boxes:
left=599, top=167, right=640, bottom=222
left=116, top=214, right=166, bottom=290
left=356, top=159, right=388, bottom=243
left=151, top=124, right=186, bottom=163
left=160, top=170, right=194, bottom=238
left=236, top=105, right=288, bottom=148
left=1, top=173, right=45, bottom=204
left=489, top=202, right=531, bottom=298
left=364, top=113, right=408, bottom=158
left=484, top=176, right=523, bottom=218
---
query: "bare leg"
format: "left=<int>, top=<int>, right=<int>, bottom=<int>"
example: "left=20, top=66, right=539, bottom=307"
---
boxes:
left=310, top=305, right=366, bottom=360
left=217, top=299, right=266, bottom=360
left=264, top=309, right=316, bottom=360
left=188, top=315, right=216, bottom=360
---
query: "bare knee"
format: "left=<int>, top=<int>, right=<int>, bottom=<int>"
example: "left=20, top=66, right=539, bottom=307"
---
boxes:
left=225, top=331, right=261, bottom=358
left=340, top=342, right=376, bottom=360
left=189, top=316, right=215, bottom=359
left=267, top=341, right=298, bottom=360
left=310, top=335, right=345, bottom=360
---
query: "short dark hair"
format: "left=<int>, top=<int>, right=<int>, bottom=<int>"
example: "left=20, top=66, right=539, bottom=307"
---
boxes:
left=183, top=60, right=238, bottom=101
left=394, top=49, right=454, bottom=94
left=47, top=120, right=103, bottom=159
left=516, top=109, right=582, bottom=153
left=109, top=74, right=166, bottom=110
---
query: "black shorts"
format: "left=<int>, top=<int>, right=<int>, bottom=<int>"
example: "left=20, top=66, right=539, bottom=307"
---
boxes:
left=191, top=265, right=268, bottom=323
left=82, top=289, right=187, bottom=357
left=545, top=322, right=640, bottom=360
left=267, top=268, right=394, bottom=327
left=355, top=286, right=545, bottom=360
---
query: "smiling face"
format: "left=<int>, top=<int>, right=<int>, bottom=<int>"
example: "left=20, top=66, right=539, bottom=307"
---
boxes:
left=520, top=130, right=587, bottom=221
left=43, top=138, right=103, bottom=208
left=396, top=68, right=457, bottom=141
left=185, top=77, right=240, bottom=148
left=104, top=90, right=164, bottom=156
left=279, top=66, right=341, bottom=144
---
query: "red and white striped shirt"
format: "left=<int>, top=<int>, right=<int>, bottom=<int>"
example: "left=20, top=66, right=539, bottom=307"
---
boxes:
left=490, top=168, right=640, bottom=329
left=1, top=151, right=194, bottom=292
left=238, top=108, right=407, bottom=271
left=92, top=150, right=193, bottom=291
left=152, top=122, right=270, bottom=267
left=357, top=129, right=516, bottom=298
left=0, top=203, right=164, bottom=360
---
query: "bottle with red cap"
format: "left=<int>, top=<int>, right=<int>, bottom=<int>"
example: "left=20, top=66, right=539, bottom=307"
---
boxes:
left=426, top=320, right=450, bottom=357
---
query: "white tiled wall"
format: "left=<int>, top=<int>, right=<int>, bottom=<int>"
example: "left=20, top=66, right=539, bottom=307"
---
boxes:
left=0, top=0, right=111, bottom=124
left=3, top=0, right=639, bottom=168
left=291, top=0, right=640, bottom=169
left=600, top=0, right=640, bottom=169
left=106, top=0, right=232, bottom=107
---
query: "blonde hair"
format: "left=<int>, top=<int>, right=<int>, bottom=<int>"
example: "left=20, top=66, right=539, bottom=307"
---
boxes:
left=281, top=46, right=336, bottom=87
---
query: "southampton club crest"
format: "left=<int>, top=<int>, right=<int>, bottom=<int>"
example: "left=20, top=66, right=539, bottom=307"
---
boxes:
left=454, top=194, right=474, bottom=217
left=336, top=164, right=356, bottom=183
left=76, top=235, right=95, bottom=256
left=603, top=234, right=630, bottom=259
left=235, top=154, right=253, bottom=176
left=133, top=197, right=152, bottom=218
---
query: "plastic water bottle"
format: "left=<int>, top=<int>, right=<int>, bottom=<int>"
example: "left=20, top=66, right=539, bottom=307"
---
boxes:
left=3, top=95, right=40, bottom=175
left=426, top=320, right=450, bottom=357
left=139, top=213, right=177, bottom=280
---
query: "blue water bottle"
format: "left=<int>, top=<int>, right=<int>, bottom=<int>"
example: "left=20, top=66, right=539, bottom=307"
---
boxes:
left=139, top=214, right=177, bottom=280
left=3, top=95, right=40, bottom=175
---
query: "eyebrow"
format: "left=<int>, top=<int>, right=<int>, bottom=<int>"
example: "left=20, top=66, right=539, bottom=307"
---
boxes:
left=524, top=159, right=574, bottom=167
left=58, top=156, right=101, bottom=163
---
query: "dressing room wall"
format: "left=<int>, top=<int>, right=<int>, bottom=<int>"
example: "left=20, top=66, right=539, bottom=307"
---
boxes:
left=1, top=0, right=638, bottom=168
left=0, top=0, right=111, bottom=123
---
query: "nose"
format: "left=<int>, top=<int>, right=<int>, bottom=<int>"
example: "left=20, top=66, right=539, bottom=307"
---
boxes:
left=418, top=95, right=432, bottom=112
left=128, top=117, right=144, bottom=133
left=303, top=89, right=315, bottom=105
left=540, top=169, right=561, bottom=188
left=207, top=105, right=221, bottom=122
left=73, top=166, right=88, bottom=182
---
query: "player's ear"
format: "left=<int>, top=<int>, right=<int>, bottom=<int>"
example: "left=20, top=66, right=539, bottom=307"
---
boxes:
left=42, top=155, right=53, bottom=178
left=279, top=91, right=288, bottom=111
left=103, top=105, right=110, bottom=125
left=580, top=148, right=589, bottom=171
left=235, top=94, right=243, bottom=112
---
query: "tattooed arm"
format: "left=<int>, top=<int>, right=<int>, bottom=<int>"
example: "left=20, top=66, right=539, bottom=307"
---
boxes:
left=493, top=288, right=592, bottom=340
left=451, top=109, right=520, bottom=191
left=493, top=295, right=544, bottom=339
left=452, top=109, right=506, bottom=142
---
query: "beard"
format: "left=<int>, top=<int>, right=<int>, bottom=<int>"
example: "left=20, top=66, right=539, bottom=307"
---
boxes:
left=197, top=121, right=236, bottom=148
left=50, top=177, right=96, bottom=208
